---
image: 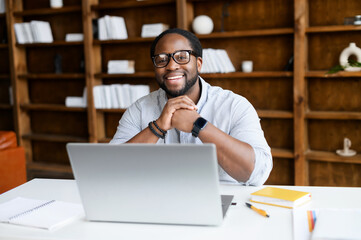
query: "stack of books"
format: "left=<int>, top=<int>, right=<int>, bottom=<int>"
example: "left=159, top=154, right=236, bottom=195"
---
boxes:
left=98, top=15, right=128, bottom=40
left=0, top=0, right=5, bottom=13
left=200, top=48, right=236, bottom=73
left=107, top=60, right=135, bottom=74
left=93, top=84, right=150, bottom=109
left=65, top=88, right=87, bottom=108
left=14, top=21, right=53, bottom=44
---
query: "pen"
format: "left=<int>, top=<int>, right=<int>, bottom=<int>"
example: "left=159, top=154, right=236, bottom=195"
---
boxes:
left=245, top=202, right=270, bottom=218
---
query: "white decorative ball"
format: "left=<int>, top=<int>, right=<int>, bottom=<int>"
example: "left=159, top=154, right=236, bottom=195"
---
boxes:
left=192, top=15, right=214, bottom=35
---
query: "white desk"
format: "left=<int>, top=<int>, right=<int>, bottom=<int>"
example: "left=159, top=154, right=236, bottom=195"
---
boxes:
left=0, top=179, right=360, bottom=240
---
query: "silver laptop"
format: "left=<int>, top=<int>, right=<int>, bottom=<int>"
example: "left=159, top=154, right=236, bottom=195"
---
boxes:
left=66, top=143, right=233, bottom=226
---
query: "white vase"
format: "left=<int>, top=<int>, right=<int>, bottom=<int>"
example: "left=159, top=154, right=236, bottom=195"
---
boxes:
left=339, top=42, right=361, bottom=72
left=192, top=15, right=214, bottom=35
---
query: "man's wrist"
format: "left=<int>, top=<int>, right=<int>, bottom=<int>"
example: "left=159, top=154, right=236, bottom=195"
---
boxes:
left=191, top=117, right=208, bottom=138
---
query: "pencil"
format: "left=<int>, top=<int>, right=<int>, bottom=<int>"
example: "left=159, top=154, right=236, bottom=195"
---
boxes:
left=245, top=202, right=270, bottom=218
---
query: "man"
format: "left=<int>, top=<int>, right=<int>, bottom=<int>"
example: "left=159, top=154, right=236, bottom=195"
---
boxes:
left=111, top=28, right=272, bottom=186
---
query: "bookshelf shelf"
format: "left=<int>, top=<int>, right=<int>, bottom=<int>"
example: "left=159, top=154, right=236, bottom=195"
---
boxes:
left=20, top=103, right=86, bottom=112
left=95, top=72, right=154, bottom=79
left=271, top=148, right=294, bottom=159
left=91, top=0, right=175, bottom=10
left=257, top=110, right=294, bottom=119
left=27, top=162, right=73, bottom=174
left=307, top=150, right=361, bottom=165
left=0, top=74, right=10, bottom=79
left=200, top=71, right=293, bottom=79
left=196, top=28, right=294, bottom=39
left=0, top=104, right=12, bottom=110
left=13, top=6, right=82, bottom=17
left=17, top=41, right=83, bottom=48
left=93, top=37, right=154, bottom=45
left=96, top=108, right=127, bottom=113
left=306, top=71, right=361, bottom=78
left=0, top=43, right=7, bottom=49
left=306, top=111, right=361, bottom=120
left=22, top=133, right=88, bottom=143
left=18, top=73, right=85, bottom=79
left=306, top=25, right=361, bottom=33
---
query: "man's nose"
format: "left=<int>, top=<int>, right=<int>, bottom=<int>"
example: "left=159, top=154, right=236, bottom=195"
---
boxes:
left=166, top=57, right=180, bottom=70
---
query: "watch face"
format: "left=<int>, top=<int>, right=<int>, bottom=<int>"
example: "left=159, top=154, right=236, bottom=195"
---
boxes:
left=196, top=117, right=207, bottom=129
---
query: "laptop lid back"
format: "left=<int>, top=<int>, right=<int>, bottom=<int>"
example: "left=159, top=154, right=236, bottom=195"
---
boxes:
left=67, top=143, right=224, bottom=226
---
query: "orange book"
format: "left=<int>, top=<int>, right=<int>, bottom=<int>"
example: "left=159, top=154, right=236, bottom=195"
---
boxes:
left=250, top=187, right=311, bottom=209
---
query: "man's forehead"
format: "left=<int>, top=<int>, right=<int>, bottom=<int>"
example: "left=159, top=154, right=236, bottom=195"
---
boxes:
left=155, top=33, right=191, bottom=52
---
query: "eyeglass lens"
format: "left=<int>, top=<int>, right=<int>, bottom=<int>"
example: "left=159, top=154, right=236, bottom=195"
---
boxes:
left=154, top=50, right=190, bottom=67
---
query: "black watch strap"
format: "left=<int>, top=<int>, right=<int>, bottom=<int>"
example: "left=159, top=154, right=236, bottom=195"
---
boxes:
left=191, top=117, right=208, bottom=138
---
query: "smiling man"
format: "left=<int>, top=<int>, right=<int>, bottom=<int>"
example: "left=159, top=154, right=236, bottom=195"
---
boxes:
left=110, top=28, right=272, bottom=186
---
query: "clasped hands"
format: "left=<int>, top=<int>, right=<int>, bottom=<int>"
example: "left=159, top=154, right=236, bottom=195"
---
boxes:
left=155, top=96, right=200, bottom=133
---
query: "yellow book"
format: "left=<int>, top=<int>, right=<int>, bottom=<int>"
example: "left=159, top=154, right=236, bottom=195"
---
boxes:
left=250, top=187, right=311, bottom=209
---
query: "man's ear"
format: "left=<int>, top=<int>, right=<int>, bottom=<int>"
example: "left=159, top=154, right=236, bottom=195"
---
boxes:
left=197, top=57, right=203, bottom=72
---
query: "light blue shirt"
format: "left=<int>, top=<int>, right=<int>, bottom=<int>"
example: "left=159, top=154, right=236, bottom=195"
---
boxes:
left=111, top=77, right=272, bottom=186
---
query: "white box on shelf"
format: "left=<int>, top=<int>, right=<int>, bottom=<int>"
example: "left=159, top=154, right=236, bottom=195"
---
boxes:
left=65, top=33, right=84, bottom=42
left=141, top=23, right=169, bottom=38
left=107, top=60, right=135, bottom=74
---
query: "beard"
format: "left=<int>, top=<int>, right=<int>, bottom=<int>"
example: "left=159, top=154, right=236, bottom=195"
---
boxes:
left=158, top=71, right=199, bottom=98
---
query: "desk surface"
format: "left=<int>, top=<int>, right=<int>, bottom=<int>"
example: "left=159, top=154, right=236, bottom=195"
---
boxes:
left=0, top=179, right=361, bottom=240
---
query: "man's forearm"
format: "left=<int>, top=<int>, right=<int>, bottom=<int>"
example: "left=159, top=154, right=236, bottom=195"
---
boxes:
left=198, top=122, right=255, bottom=182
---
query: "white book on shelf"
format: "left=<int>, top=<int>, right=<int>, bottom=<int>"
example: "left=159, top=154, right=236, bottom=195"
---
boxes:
left=0, top=0, right=5, bottom=13
left=111, top=84, right=123, bottom=109
left=111, top=16, right=128, bottom=40
left=104, top=15, right=113, bottom=40
left=65, top=97, right=85, bottom=108
left=120, top=84, right=131, bottom=108
left=14, top=23, right=26, bottom=44
left=30, top=21, right=53, bottom=43
left=97, top=17, right=108, bottom=40
left=93, top=85, right=104, bottom=109
left=110, top=85, right=120, bottom=109
left=219, top=49, right=235, bottom=73
left=215, top=49, right=229, bottom=73
left=0, top=197, right=84, bottom=231
left=102, top=85, right=112, bottom=109
left=200, top=49, right=210, bottom=73
left=205, top=49, right=217, bottom=73
left=209, top=48, right=222, bottom=73
left=23, top=23, right=34, bottom=43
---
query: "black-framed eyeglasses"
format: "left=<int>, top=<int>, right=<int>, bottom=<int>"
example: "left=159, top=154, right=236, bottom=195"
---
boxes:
left=152, top=50, right=198, bottom=68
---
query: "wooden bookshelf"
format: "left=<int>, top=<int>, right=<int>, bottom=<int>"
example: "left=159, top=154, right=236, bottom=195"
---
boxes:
left=1, top=0, right=360, bottom=186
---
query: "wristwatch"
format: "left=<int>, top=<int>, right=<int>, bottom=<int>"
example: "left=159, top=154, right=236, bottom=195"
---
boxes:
left=191, top=117, right=208, bottom=138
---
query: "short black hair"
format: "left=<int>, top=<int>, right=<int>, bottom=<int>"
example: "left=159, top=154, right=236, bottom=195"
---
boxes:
left=150, top=28, right=202, bottom=59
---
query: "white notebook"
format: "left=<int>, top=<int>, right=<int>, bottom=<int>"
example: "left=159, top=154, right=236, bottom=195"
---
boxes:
left=0, top=197, right=84, bottom=230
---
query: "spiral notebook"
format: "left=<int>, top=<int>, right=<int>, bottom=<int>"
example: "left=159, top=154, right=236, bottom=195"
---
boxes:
left=0, top=197, right=84, bottom=230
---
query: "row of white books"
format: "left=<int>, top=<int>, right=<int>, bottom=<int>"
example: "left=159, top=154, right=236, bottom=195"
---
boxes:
left=107, top=60, right=135, bottom=74
left=200, top=48, right=236, bottom=73
left=98, top=15, right=128, bottom=40
left=0, top=0, right=5, bottom=13
left=93, top=84, right=150, bottom=109
left=14, top=21, right=53, bottom=44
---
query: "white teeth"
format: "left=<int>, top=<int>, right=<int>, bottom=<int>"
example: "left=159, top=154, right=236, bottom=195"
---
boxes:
left=167, top=75, right=183, bottom=80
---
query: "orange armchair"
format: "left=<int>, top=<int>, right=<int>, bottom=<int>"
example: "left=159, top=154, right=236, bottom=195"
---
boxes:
left=0, top=131, right=27, bottom=194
